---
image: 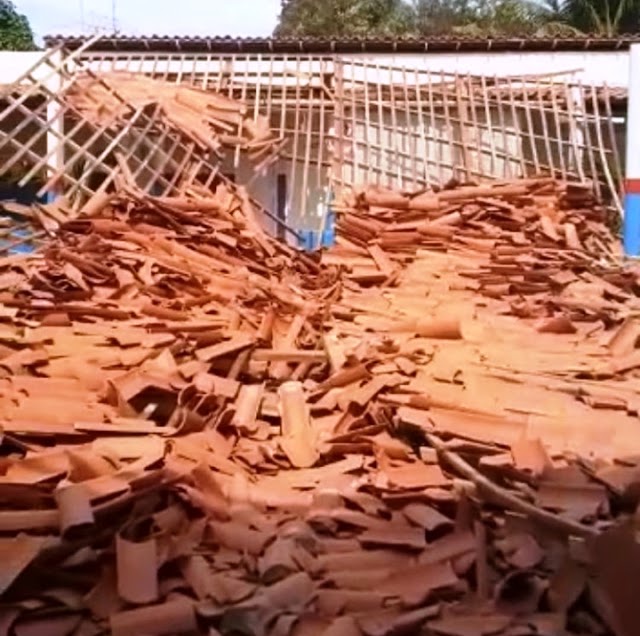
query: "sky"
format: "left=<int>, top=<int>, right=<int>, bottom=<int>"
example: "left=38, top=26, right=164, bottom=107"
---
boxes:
left=14, top=0, right=282, bottom=42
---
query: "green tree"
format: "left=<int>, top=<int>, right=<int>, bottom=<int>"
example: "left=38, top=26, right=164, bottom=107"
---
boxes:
left=413, top=0, right=477, bottom=34
left=414, top=0, right=546, bottom=36
left=0, top=0, right=35, bottom=50
left=274, top=0, right=415, bottom=37
left=559, top=0, right=640, bottom=35
left=274, top=0, right=640, bottom=37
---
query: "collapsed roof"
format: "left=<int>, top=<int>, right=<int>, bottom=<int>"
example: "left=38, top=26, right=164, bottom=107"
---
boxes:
left=0, top=41, right=639, bottom=636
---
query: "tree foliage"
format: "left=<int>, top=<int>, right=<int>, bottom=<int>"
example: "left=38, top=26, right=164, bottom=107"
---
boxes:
left=275, top=0, right=415, bottom=37
left=274, top=0, right=640, bottom=37
left=554, top=0, right=640, bottom=36
left=0, top=0, right=35, bottom=50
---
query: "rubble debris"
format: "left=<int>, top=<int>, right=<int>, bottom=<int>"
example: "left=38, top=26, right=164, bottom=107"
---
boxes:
left=0, top=174, right=639, bottom=636
left=334, top=178, right=635, bottom=323
left=67, top=72, right=280, bottom=159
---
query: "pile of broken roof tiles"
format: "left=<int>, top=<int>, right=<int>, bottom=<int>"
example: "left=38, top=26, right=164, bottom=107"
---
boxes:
left=1, top=175, right=640, bottom=636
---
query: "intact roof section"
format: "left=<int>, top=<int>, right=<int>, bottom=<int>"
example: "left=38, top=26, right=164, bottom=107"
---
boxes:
left=44, top=34, right=639, bottom=54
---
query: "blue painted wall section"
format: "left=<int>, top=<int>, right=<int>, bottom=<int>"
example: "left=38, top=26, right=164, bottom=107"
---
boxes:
left=0, top=182, right=47, bottom=255
left=624, top=179, right=640, bottom=257
left=624, top=44, right=640, bottom=257
left=297, top=193, right=336, bottom=252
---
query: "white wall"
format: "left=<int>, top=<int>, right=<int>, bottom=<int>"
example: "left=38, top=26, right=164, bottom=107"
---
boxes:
left=0, top=51, right=56, bottom=87
left=73, top=49, right=630, bottom=87
left=350, top=51, right=629, bottom=87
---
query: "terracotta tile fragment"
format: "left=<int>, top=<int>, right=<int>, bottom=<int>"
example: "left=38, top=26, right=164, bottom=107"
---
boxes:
left=262, top=571, right=316, bottom=610
left=320, top=616, right=362, bottom=636
left=12, top=613, right=83, bottom=636
left=418, top=531, right=476, bottom=565
left=208, top=574, right=257, bottom=605
left=403, top=503, right=453, bottom=531
left=495, top=533, right=544, bottom=569
left=391, top=317, right=462, bottom=340
left=54, top=481, right=95, bottom=536
left=0, top=535, right=48, bottom=595
left=196, top=334, right=255, bottom=362
left=208, top=520, right=270, bottom=555
left=357, top=605, right=440, bottom=636
left=84, top=566, right=123, bottom=619
left=231, top=383, right=264, bottom=433
left=316, top=590, right=387, bottom=616
left=536, top=315, right=577, bottom=334
left=116, top=525, right=158, bottom=604
left=510, top=438, right=552, bottom=477
left=547, top=558, right=586, bottom=612
left=377, top=560, right=459, bottom=605
left=110, top=598, right=197, bottom=636
left=535, top=481, right=607, bottom=521
left=427, top=614, right=512, bottom=636
left=317, top=549, right=413, bottom=573
left=279, top=381, right=319, bottom=469
left=358, top=524, right=427, bottom=550
left=383, top=461, right=450, bottom=489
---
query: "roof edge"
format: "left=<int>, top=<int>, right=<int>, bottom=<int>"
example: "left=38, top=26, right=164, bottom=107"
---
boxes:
left=44, top=34, right=639, bottom=54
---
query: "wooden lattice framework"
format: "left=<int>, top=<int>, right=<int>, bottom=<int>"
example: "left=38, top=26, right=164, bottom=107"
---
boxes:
left=0, top=39, right=625, bottom=254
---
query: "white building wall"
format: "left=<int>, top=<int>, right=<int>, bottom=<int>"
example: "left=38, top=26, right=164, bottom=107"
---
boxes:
left=56, top=50, right=632, bottom=88
left=348, top=51, right=629, bottom=87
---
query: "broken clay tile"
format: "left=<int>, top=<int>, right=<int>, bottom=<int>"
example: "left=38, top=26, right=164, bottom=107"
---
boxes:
left=495, top=533, right=544, bottom=569
left=195, top=334, right=255, bottom=362
left=316, top=549, right=414, bottom=573
left=390, top=317, right=462, bottom=340
left=54, top=481, right=95, bottom=536
left=320, top=616, right=362, bottom=636
left=84, top=566, right=124, bottom=620
left=327, top=567, right=394, bottom=590
left=383, top=461, right=450, bottom=489
left=535, top=481, right=607, bottom=521
left=110, top=598, right=197, bottom=636
left=231, top=383, right=265, bottom=433
left=356, top=605, right=440, bottom=636
left=608, top=317, right=640, bottom=358
left=510, top=438, right=552, bottom=477
left=116, top=523, right=159, bottom=604
left=0, top=534, right=49, bottom=595
left=402, top=503, right=453, bottom=531
left=547, top=557, right=586, bottom=612
left=208, top=520, right=270, bottom=555
left=208, top=573, right=257, bottom=605
left=316, top=590, right=387, bottom=616
left=358, top=524, right=428, bottom=550
left=377, top=560, right=459, bottom=606
left=278, top=381, right=319, bottom=469
left=418, top=531, right=477, bottom=565
left=262, top=571, right=316, bottom=610
left=427, top=614, right=513, bottom=636
left=536, top=315, right=577, bottom=335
